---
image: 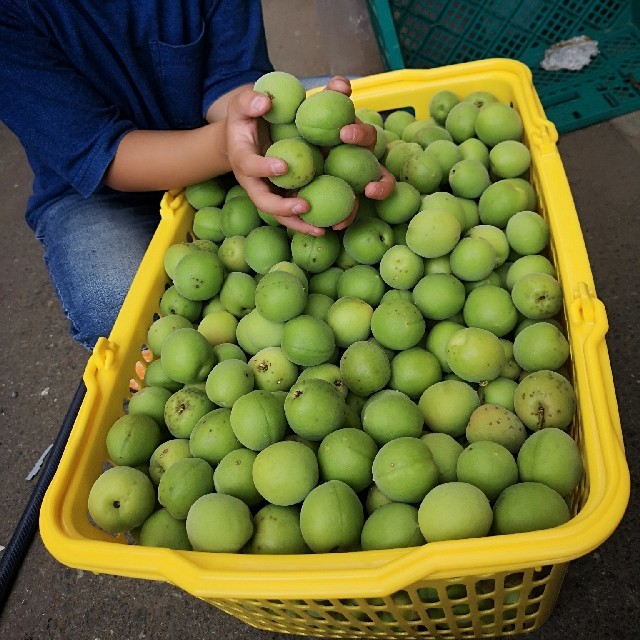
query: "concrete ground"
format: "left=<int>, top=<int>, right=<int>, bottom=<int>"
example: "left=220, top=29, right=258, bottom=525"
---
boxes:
left=0, top=1, right=638, bottom=638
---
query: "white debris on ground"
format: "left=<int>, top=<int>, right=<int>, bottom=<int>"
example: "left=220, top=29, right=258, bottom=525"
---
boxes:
left=40, top=386, right=50, bottom=396
left=26, top=443, right=53, bottom=480
left=541, top=35, right=600, bottom=71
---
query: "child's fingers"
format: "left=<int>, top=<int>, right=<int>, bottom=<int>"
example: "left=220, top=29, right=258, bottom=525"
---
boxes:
left=240, top=177, right=310, bottom=219
left=236, top=152, right=287, bottom=180
left=340, top=122, right=377, bottom=150
left=274, top=214, right=325, bottom=237
left=332, top=199, right=360, bottom=231
left=364, top=165, right=396, bottom=200
left=324, top=76, right=352, bottom=96
left=229, top=87, right=272, bottom=120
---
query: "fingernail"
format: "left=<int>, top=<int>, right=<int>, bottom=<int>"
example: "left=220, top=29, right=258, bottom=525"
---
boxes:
left=271, top=160, right=287, bottom=175
left=369, top=184, right=383, bottom=198
left=344, top=127, right=357, bottom=142
left=251, top=95, right=267, bottom=111
left=292, top=203, right=306, bottom=214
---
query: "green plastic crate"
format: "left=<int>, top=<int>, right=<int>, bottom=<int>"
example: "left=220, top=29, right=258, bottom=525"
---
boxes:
left=365, top=0, right=640, bottom=132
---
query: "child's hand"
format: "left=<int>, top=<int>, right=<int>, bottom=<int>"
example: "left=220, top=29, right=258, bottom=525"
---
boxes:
left=325, top=76, right=395, bottom=208
left=225, top=77, right=394, bottom=236
left=225, top=86, right=322, bottom=235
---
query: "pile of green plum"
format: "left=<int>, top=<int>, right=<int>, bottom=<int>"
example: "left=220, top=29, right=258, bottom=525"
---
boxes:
left=87, top=72, right=583, bottom=556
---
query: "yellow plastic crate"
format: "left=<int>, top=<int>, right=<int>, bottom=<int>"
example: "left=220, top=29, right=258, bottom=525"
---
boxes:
left=40, top=59, right=629, bottom=639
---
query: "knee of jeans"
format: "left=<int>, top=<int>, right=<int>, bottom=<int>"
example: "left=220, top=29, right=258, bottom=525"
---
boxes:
left=68, top=308, right=119, bottom=351
left=73, top=332, right=99, bottom=351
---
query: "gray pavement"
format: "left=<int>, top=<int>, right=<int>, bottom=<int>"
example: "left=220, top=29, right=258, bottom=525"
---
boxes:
left=1, top=1, right=638, bottom=638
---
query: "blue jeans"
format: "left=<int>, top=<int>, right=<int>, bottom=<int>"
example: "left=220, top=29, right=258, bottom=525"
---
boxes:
left=34, top=189, right=161, bottom=350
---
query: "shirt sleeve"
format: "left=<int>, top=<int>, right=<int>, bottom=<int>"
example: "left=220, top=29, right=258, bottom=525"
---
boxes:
left=0, top=8, right=135, bottom=198
left=201, top=0, right=275, bottom=117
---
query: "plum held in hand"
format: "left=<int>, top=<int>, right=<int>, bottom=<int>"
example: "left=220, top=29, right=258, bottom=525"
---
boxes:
left=254, top=71, right=306, bottom=124
left=295, top=89, right=356, bottom=147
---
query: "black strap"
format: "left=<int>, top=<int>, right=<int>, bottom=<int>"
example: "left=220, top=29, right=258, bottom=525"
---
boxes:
left=0, top=381, right=86, bottom=614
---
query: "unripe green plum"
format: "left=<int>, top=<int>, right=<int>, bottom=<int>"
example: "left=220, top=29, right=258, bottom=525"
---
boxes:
left=505, top=210, right=549, bottom=255
left=230, top=389, right=287, bottom=450
left=189, top=408, right=241, bottom=466
left=340, top=340, right=391, bottom=397
left=266, top=137, right=316, bottom=190
left=291, top=230, right=341, bottom=273
left=164, top=385, right=215, bottom=439
left=254, top=270, right=308, bottom=323
left=361, top=503, right=425, bottom=550
left=444, top=101, right=479, bottom=143
left=243, top=504, right=310, bottom=554
left=457, top=441, right=519, bottom=501
left=513, top=370, right=576, bottom=431
left=384, top=109, right=416, bottom=138
left=213, top=447, right=262, bottom=506
left=252, top=440, right=319, bottom=505
left=475, top=102, right=524, bottom=146
left=511, top=272, right=563, bottom=320
left=374, top=181, right=422, bottom=225
left=401, top=150, right=443, bottom=194
left=235, top=309, right=285, bottom=356
left=317, top=427, right=378, bottom=492
left=513, top=321, right=570, bottom=372
left=285, top=377, right=346, bottom=440
left=478, top=178, right=536, bottom=228
left=466, top=403, right=528, bottom=456
left=372, top=437, right=439, bottom=503
left=463, top=284, right=519, bottom=337
left=248, top=346, right=298, bottom=392
left=220, top=196, right=262, bottom=237
left=505, top=254, right=556, bottom=291
left=370, top=298, right=426, bottom=351
left=448, top=159, right=490, bottom=199
left=418, top=482, right=493, bottom=542
left=492, top=482, right=570, bottom=535
left=324, top=144, right=381, bottom=193
left=158, top=457, right=214, bottom=520
left=298, top=175, right=356, bottom=227
left=254, top=71, right=306, bottom=124
left=337, top=264, right=386, bottom=306
left=295, top=90, right=356, bottom=146
left=300, top=480, right=364, bottom=552
left=362, top=389, right=424, bottom=445
left=406, top=209, right=461, bottom=258
left=445, top=327, right=505, bottom=383
left=390, top=347, right=442, bottom=400
left=325, top=296, right=373, bottom=348
left=489, top=140, right=531, bottom=178
left=281, top=314, right=336, bottom=366
left=185, top=177, right=226, bottom=209
left=186, top=493, right=253, bottom=552
left=379, top=244, right=424, bottom=290
left=150, top=438, right=192, bottom=485
left=420, top=432, right=464, bottom=483
left=418, top=379, right=479, bottom=437
left=413, top=273, right=466, bottom=321
left=430, top=90, right=460, bottom=125
left=342, top=217, right=395, bottom=265
left=88, top=466, right=156, bottom=534
left=449, top=236, right=496, bottom=282
left=517, top=428, right=583, bottom=496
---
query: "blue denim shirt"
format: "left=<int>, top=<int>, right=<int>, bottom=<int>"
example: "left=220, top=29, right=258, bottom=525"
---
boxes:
left=0, top=0, right=273, bottom=229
